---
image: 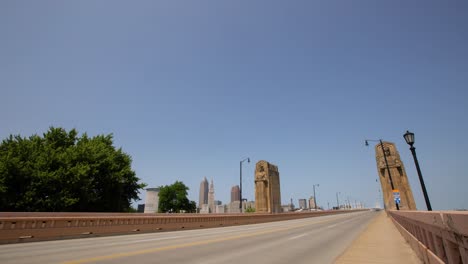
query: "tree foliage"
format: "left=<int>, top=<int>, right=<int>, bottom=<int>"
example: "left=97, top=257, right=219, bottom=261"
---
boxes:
left=0, top=127, right=146, bottom=212
left=245, top=206, right=256, bottom=213
left=158, top=181, right=196, bottom=213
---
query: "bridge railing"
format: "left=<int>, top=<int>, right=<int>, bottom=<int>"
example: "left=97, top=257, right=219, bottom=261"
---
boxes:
left=0, top=209, right=364, bottom=244
left=388, top=210, right=468, bottom=264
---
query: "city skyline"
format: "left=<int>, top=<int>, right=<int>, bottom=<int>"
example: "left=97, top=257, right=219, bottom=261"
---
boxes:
left=1, top=1, right=467, bottom=210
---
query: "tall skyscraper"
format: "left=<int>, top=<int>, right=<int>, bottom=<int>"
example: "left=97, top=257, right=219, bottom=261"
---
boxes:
left=231, top=185, right=240, bottom=202
left=199, top=177, right=208, bottom=208
left=374, top=142, right=416, bottom=210
left=208, top=178, right=215, bottom=213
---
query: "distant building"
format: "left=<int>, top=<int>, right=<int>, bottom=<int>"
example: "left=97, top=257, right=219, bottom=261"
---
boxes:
left=137, top=204, right=145, bottom=213
left=144, top=188, right=160, bottom=213
left=231, top=185, right=240, bottom=202
left=282, top=204, right=294, bottom=212
left=199, top=177, right=209, bottom=209
left=227, top=201, right=241, bottom=213
left=200, top=204, right=210, bottom=214
left=208, top=179, right=215, bottom=213
left=245, top=201, right=255, bottom=211
left=215, top=205, right=225, bottom=214
left=227, top=200, right=254, bottom=213
left=309, top=197, right=316, bottom=209
left=214, top=200, right=222, bottom=206
left=298, top=199, right=307, bottom=209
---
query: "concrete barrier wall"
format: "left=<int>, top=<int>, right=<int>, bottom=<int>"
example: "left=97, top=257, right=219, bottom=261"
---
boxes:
left=0, top=210, right=363, bottom=244
left=388, top=210, right=468, bottom=264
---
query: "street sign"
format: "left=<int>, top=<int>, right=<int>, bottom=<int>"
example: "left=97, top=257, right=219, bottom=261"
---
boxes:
left=393, top=189, right=400, bottom=204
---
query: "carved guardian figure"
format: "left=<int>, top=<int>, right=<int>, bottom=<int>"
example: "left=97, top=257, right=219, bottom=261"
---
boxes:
left=255, top=160, right=281, bottom=213
left=375, top=142, right=416, bottom=210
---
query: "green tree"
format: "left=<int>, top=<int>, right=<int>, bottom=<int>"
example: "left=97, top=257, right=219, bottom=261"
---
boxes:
left=245, top=206, right=256, bottom=213
left=158, top=181, right=196, bottom=213
left=0, top=127, right=146, bottom=212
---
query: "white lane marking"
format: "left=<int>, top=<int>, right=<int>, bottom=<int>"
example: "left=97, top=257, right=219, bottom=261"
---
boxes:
left=288, top=233, right=307, bottom=240
left=104, top=236, right=182, bottom=246
left=129, top=236, right=182, bottom=243
left=326, top=217, right=357, bottom=229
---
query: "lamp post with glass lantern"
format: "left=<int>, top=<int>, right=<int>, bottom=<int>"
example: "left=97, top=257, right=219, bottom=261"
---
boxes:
left=403, top=131, right=432, bottom=211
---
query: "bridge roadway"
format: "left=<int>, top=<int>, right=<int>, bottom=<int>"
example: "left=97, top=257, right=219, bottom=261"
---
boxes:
left=0, top=211, right=377, bottom=264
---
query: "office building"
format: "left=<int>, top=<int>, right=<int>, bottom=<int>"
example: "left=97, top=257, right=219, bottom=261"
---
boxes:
left=144, top=188, right=160, bottom=213
left=199, top=177, right=209, bottom=209
left=231, top=185, right=240, bottom=202
left=299, top=199, right=307, bottom=209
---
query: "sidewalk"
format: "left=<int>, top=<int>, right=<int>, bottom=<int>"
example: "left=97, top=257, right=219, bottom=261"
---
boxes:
left=335, top=211, right=422, bottom=264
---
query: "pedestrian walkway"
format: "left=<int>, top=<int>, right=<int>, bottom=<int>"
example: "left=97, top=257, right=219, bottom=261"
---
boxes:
left=335, top=210, right=421, bottom=264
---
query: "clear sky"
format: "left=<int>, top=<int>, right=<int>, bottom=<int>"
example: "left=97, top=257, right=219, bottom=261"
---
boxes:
left=1, top=1, right=467, bottom=210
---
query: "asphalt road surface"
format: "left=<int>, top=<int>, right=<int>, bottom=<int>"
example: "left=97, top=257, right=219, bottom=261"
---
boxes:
left=0, top=211, right=377, bottom=264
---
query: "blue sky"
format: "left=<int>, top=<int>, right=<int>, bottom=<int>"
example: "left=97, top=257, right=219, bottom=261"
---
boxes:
left=1, top=1, right=467, bottom=210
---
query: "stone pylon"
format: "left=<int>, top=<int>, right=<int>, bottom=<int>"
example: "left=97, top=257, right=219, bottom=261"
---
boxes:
left=374, top=142, right=416, bottom=210
left=255, top=160, right=281, bottom=213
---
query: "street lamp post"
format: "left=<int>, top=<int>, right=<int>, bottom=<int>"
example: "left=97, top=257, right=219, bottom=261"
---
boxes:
left=336, top=192, right=340, bottom=210
left=403, top=131, right=432, bottom=211
left=240, top=157, right=250, bottom=213
left=313, top=184, right=319, bottom=210
left=365, top=139, right=400, bottom=210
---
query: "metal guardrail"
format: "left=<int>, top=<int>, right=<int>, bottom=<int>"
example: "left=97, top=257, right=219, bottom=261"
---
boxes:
left=0, top=210, right=364, bottom=244
left=388, top=210, right=468, bottom=264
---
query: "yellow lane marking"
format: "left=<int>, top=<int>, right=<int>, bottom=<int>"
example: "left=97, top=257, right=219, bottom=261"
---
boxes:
left=63, top=216, right=350, bottom=264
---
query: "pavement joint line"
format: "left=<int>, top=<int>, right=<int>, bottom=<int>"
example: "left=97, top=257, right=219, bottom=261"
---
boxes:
left=62, top=216, right=346, bottom=264
left=288, top=233, right=308, bottom=240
